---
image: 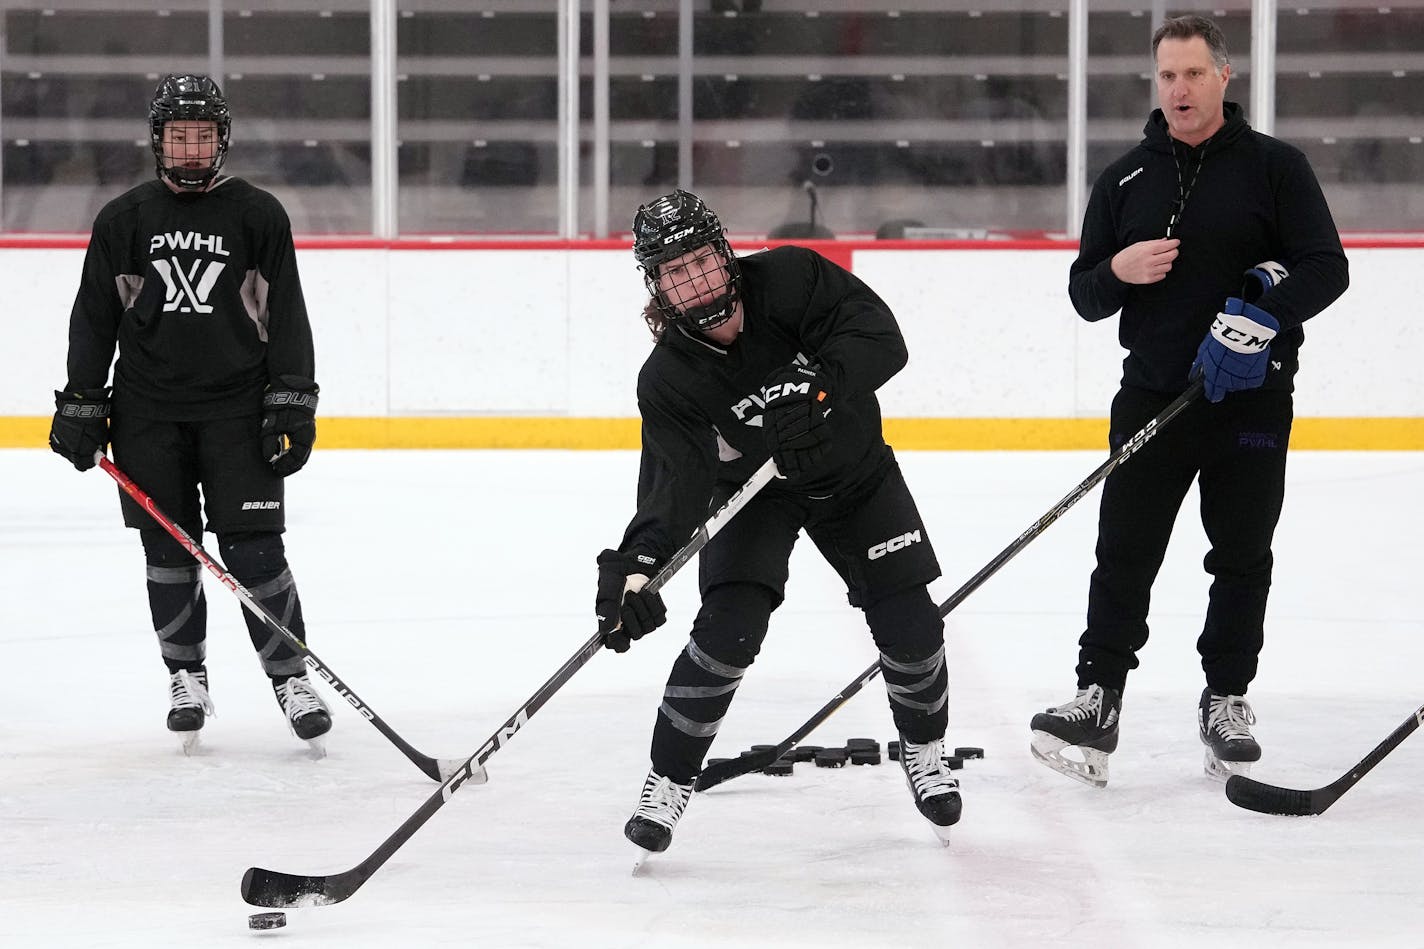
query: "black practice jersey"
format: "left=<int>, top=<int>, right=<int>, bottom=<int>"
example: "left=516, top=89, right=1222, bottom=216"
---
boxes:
left=1070, top=102, right=1348, bottom=395
left=619, top=245, right=908, bottom=566
left=63, top=177, right=315, bottom=421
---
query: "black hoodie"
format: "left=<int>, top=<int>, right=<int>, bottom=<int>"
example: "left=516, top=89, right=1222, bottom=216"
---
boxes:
left=1069, top=101, right=1348, bottom=395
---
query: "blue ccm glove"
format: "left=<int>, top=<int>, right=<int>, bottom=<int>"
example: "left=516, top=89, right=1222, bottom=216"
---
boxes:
left=1190, top=261, right=1287, bottom=403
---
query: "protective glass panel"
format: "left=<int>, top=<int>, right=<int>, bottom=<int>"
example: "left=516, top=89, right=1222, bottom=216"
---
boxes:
left=222, top=8, right=372, bottom=234
left=672, top=3, right=1070, bottom=239
left=1275, top=2, right=1424, bottom=231
left=0, top=3, right=372, bottom=234
left=396, top=2, right=559, bottom=234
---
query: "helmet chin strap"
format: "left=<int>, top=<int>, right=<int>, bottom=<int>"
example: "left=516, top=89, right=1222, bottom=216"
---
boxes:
left=163, top=165, right=217, bottom=191
left=674, top=293, right=736, bottom=332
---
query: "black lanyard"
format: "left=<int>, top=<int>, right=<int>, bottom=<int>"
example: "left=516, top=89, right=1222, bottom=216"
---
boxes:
left=1167, top=138, right=1210, bottom=238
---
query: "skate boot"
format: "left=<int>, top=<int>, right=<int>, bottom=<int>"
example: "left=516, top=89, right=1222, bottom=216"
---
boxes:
left=625, top=769, right=694, bottom=868
left=898, top=737, right=962, bottom=844
left=1030, top=684, right=1121, bottom=788
left=272, top=674, right=332, bottom=753
left=167, top=667, right=215, bottom=755
left=1199, top=689, right=1260, bottom=782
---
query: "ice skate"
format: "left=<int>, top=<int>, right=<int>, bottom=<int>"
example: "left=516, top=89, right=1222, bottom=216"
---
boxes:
left=167, top=668, right=214, bottom=755
left=898, top=737, right=962, bottom=844
left=1199, top=689, right=1261, bottom=782
left=625, top=769, right=693, bottom=870
left=273, top=674, right=332, bottom=756
left=1030, top=684, right=1121, bottom=788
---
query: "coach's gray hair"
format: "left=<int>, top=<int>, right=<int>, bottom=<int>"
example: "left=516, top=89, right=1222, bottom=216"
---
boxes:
left=1152, top=14, right=1230, bottom=71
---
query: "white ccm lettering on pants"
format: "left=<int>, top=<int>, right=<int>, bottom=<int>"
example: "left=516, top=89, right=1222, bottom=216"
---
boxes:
left=868, top=530, right=922, bottom=561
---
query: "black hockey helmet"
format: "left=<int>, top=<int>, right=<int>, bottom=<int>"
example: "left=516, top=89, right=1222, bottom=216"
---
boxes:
left=149, top=74, right=231, bottom=190
left=632, top=189, right=742, bottom=332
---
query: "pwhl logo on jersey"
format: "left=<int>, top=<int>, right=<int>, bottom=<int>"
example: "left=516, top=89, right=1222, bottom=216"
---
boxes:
left=150, top=231, right=230, bottom=314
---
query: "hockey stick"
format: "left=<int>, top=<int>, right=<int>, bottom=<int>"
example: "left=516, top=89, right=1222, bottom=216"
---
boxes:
left=240, top=457, right=781, bottom=908
left=695, top=381, right=1205, bottom=791
left=96, top=453, right=465, bottom=783
left=1224, top=701, right=1424, bottom=816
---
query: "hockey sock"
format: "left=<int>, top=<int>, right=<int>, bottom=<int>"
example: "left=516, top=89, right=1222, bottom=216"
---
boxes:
left=141, top=528, right=208, bottom=674
left=650, top=582, right=775, bottom=783
left=219, top=532, right=307, bottom=679
left=866, top=586, right=948, bottom=742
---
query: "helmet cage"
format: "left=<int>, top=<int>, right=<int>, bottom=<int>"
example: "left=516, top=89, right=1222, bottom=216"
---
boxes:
left=633, top=190, right=743, bottom=333
left=149, top=74, right=231, bottom=190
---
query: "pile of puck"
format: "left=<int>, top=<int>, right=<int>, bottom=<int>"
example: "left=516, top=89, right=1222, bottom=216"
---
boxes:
left=708, top=739, right=984, bottom=777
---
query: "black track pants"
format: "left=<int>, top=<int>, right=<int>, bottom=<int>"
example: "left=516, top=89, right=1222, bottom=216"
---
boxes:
left=1076, top=385, right=1292, bottom=696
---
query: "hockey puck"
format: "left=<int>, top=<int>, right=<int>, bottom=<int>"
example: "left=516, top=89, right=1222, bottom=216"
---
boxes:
left=945, top=756, right=964, bottom=770
left=849, top=749, right=882, bottom=766
left=954, top=746, right=985, bottom=760
left=813, top=749, right=847, bottom=768
left=247, top=912, right=287, bottom=931
left=788, top=745, right=823, bottom=763
left=845, top=738, right=880, bottom=753
left=762, top=758, right=794, bottom=776
left=887, top=740, right=901, bottom=761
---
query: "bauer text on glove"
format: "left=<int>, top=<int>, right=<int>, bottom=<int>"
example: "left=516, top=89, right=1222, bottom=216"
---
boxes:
left=49, top=387, right=111, bottom=471
left=261, top=375, right=319, bottom=477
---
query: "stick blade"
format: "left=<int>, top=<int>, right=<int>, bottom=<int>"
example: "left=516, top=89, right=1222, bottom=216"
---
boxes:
left=241, top=866, right=360, bottom=908
left=1224, top=774, right=1323, bottom=817
left=694, top=749, right=778, bottom=792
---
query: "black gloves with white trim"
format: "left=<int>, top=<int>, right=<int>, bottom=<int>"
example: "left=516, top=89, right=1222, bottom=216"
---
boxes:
left=596, top=549, right=668, bottom=652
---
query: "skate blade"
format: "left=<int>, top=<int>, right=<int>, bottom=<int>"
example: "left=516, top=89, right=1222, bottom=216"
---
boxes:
left=1203, top=749, right=1252, bottom=783
left=303, top=735, right=328, bottom=760
left=931, top=824, right=953, bottom=847
left=177, top=730, right=203, bottom=756
left=1030, top=732, right=1109, bottom=788
left=630, top=844, right=656, bottom=876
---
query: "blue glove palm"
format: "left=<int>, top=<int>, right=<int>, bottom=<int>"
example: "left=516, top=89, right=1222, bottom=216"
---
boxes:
left=1191, top=298, right=1280, bottom=403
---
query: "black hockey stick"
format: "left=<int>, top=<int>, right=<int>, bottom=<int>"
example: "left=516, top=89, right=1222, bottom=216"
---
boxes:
left=96, top=454, right=466, bottom=783
left=1225, top=701, right=1424, bottom=816
left=695, top=381, right=1205, bottom=791
left=241, top=457, right=781, bottom=908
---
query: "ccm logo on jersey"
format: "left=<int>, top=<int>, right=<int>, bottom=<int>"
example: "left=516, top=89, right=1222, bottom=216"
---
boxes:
left=868, top=530, right=922, bottom=560
left=241, top=500, right=282, bottom=511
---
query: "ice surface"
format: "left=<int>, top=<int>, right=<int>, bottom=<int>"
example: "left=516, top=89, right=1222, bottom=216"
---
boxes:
left=3, top=448, right=1422, bottom=947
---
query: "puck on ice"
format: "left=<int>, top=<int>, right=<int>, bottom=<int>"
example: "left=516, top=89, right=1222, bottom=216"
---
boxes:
left=954, top=746, right=985, bottom=760
left=248, top=912, right=287, bottom=931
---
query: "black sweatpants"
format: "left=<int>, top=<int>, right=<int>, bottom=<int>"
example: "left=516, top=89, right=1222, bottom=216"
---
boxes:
left=1076, top=385, right=1293, bottom=696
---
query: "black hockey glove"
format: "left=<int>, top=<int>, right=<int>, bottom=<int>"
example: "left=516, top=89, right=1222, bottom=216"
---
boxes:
left=761, top=364, right=832, bottom=481
left=261, top=375, right=319, bottom=477
left=49, top=387, right=111, bottom=472
left=595, top=549, right=667, bottom=653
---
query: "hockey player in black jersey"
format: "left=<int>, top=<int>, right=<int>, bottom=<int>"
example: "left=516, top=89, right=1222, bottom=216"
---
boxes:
left=595, top=190, right=960, bottom=856
left=48, top=74, right=332, bottom=754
